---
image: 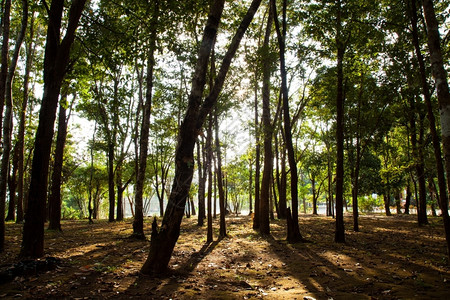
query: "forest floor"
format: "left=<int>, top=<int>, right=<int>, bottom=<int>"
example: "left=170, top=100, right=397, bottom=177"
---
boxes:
left=1, top=213, right=450, bottom=299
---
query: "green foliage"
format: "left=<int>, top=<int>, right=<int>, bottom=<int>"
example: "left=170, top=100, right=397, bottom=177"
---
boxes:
left=359, top=195, right=383, bottom=213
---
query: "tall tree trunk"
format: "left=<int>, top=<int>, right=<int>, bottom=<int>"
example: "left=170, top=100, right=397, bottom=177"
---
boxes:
left=20, top=0, right=86, bottom=258
left=253, top=73, right=261, bottom=229
left=272, top=0, right=304, bottom=243
left=88, top=123, right=97, bottom=224
left=6, top=144, right=19, bottom=221
left=197, top=139, right=206, bottom=226
left=334, top=0, right=346, bottom=243
left=410, top=0, right=440, bottom=225
left=383, top=191, right=391, bottom=216
left=116, top=174, right=124, bottom=221
left=107, top=142, right=115, bottom=222
left=0, top=0, right=27, bottom=251
left=417, top=116, right=428, bottom=224
left=141, top=0, right=225, bottom=274
left=48, top=99, right=69, bottom=231
left=259, top=2, right=273, bottom=235
left=16, top=12, right=35, bottom=224
left=422, top=0, right=450, bottom=262
left=215, top=108, right=227, bottom=237
left=275, top=133, right=286, bottom=219
left=0, top=0, right=11, bottom=140
left=207, top=115, right=213, bottom=243
left=405, top=182, right=411, bottom=214
left=312, top=176, right=317, bottom=215
left=140, top=0, right=261, bottom=274
left=133, top=0, right=159, bottom=238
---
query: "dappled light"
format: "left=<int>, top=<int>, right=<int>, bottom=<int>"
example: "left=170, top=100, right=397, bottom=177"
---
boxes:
left=2, top=215, right=450, bottom=298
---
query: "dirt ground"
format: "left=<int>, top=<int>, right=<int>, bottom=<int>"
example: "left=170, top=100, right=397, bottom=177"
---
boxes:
left=1, top=213, right=449, bottom=299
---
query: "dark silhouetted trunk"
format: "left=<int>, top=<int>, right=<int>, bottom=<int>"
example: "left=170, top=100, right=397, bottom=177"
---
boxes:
left=48, top=101, right=69, bottom=231
left=207, top=115, right=213, bottom=243
left=6, top=145, right=19, bottom=221
left=20, top=0, right=86, bottom=258
left=334, top=0, right=345, bottom=243
left=107, top=142, right=115, bottom=222
left=253, top=76, right=261, bottom=229
left=215, top=108, right=227, bottom=237
left=133, top=1, right=158, bottom=238
left=0, top=0, right=11, bottom=139
left=259, top=2, right=273, bottom=235
left=1, top=0, right=27, bottom=251
left=197, top=139, right=206, bottom=226
left=422, top=0, right=450, bottom=262
left=272, top=0, right=303, bottom=243
left=16, top=12, right=35, bottom=224
left=141, top=0, right=262, bottom=274
left=384, top=191, right=391, bottom=216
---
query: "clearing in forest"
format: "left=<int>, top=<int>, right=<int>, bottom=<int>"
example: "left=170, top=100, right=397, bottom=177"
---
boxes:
left=1, top=214, right=450, bottom=299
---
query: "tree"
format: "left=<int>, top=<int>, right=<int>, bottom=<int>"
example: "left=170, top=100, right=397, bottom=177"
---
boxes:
left=48, top=92, right=72, bottom=231
left=0, top=0, right=27, bottom=251
left=133, top=0, right=159, bottom=238
left=422, top=0, right=450, bottom=263
left=141, top=0, right=262, bottom=274
left=272, top=0, right=304, bottom=242
left=259, top=2, right=273, bottom=236
left=20, top=0, right=86, bottom=258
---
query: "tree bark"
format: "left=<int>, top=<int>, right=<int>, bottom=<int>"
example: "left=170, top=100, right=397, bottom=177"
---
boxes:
left=259, top=2, right=273, bottom=235
left=16, top=12, right=35, bottom=224
left=133, top=1, right=158, bottom=237
left=334, top=0, right=345, bottom=243
left=253, top=72, right=261, bottom=229
left=0, top=0, right=11, bottom=141
left=6, top=144, right=19, bottom=221
left=197, top=138, right=206, bottom=226
left=215, top=108, right=227, bottom=238
left=207, top=115, right=213, bottom=243
left=422, top=0, right=450, bottom=262
left=140, top=0, right=226, bottom=275
left=140, top=0, right=261, bottom=274
left=48, top=100, right=69, bottom=231
left=0, top=0, right=27, bottom=251
left=272, top=0, right=304, bottom=243
left=20, top=0, right=86, bottom=258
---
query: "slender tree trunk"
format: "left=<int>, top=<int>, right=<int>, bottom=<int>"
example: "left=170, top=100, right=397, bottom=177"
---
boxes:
left=253, top=76, right=261, bottom=229
left=334, top=0, right=346, bottom=243
left=405, top=182, right=411, bottom=214
left=259, top=2, right=273, bottom=235
left=88, top=123, right=96, bottom=224
left=0, top=0, right=27, bottom=251
left=275, top=133, right=286, bottom=219
left=0, top=0, right=11, bottom=140
left=417, top=117, right=429, bottom=224
left=207, top=115, right=213, bottom=243
left=107, top=142, right=115, bottom=222
left=215, top=108, right=227, bottom=237
left=48, top=100, right=69, bottom=231
left=20, top=0, right=86, bottom=258
left=133, top=1, right=158, bottom=238
left=141, top=0, right=225, bottom=274
left=16, top=12, right=35, bottom=224
left=6, top=144, right=19, bottom=221
left=214, top=154, right=217, bottom=218
left=141, top=0, right=261, bottom=274
left=272, top=0, right=303, bottom=243
left=422, top=0, right=450, bottom=262
left=197, top=139, right=206, bottom=226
